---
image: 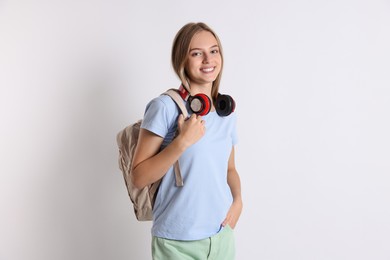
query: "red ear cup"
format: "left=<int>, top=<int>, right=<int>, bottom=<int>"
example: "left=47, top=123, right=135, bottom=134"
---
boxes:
left=189, top=93, right=211, bottom=116
left=216, top=94, right=235, bottom=117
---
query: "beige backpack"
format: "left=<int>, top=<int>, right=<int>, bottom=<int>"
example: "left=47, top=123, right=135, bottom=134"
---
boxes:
left=116, top=89, right=188, bottom=221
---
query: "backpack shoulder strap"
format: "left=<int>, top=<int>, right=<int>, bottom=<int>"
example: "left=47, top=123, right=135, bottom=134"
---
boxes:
left=161, top=88, right=187, bottom=187
left=163, top=89, right=189, bottom=118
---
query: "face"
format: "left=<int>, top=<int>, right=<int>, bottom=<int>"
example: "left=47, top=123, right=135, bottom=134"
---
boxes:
left=185, top=30, right=222, bottom=88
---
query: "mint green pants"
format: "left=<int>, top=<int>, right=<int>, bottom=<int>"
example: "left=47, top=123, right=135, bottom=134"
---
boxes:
left=152, top=226, right=235, bottom=260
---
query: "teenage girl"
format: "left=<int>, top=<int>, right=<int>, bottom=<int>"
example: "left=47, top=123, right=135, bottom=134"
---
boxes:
left=131, top=22, right=242, bottom=260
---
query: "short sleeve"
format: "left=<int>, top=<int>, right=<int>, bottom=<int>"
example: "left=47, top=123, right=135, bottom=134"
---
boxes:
left=141, top=95, right=178, bottom=138
left=231, top=112, right=238, bottom=145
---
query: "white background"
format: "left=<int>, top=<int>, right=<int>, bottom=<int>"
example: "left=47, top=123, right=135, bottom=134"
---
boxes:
left=1, top=0, right=390, bottom=259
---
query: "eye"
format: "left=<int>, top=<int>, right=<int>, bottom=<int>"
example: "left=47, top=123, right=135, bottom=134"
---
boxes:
left=211, top=49, right=219, bottom=54
left=191, top=51, right=202, bottom=57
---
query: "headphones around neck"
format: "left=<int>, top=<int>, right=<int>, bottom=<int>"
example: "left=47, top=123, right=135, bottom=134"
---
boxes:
left=178, top=85, right=236, bottom=117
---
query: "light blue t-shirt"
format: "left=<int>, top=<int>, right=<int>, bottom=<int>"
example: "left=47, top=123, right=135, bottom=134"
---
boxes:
left=141, top=93, right=238, bottom=241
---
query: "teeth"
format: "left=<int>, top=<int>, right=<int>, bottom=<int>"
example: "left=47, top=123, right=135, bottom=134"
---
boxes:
left=201, top=67, right=214, bottom=72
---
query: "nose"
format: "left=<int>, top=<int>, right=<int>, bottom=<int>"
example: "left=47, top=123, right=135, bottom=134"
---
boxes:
left=202, top=53, right=210, bottom=64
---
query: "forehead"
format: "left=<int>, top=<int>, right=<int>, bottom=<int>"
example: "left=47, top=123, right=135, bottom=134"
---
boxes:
left=189, top=30, right=218, bottom=49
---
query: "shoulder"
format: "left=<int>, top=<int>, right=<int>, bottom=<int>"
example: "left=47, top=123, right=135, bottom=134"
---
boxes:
left=145, top=94, right=178, bottom=113
left=141, top=93, right=181, bottom=137
left=221, top=110, right=237, bottom=126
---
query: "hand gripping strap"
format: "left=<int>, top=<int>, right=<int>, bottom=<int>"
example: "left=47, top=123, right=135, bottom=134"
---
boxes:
left=163, top=89, right=187, bottom=187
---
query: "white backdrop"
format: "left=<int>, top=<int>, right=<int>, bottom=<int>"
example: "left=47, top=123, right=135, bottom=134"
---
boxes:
left=1, top=0, right=390, bottom=259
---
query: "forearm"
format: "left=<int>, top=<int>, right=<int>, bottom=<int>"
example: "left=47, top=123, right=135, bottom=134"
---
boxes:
left=132, top=114, right=205, bottom=189
left=223, top=166, right=243, bottom=228
left=131, top=135, right=187, bottom=189
left=227, top=169, right=242, bottom=203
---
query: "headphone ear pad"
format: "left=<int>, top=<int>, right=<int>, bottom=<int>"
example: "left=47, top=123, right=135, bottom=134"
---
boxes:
left=216, top=94, right=235, bottom=117
left=190, top=93, right=212, bottom=116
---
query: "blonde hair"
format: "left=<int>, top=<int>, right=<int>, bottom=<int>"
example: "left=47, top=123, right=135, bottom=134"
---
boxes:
left=171, top=22, right=224, bottom=102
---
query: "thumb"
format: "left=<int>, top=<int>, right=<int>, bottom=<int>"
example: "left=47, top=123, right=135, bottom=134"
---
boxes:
left=177, top=114, right=184, bottom=129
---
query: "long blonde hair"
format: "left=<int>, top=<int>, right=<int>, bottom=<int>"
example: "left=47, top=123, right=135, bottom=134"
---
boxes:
left=171, top=22, right=224, bottom=102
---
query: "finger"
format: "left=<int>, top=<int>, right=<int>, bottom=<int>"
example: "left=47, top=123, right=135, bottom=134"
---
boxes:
left=177, top=114, right=184, bottom=128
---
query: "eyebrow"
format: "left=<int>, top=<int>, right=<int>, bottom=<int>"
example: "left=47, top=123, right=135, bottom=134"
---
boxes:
left=189, top=45, right=219, bottom=52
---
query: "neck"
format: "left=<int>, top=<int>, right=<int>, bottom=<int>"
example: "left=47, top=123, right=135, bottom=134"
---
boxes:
left=187, top=82, right=212, bottom=98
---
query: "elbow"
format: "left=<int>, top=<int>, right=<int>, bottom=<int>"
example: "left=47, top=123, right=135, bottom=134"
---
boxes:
left=130, top=169, right=147, bottom=190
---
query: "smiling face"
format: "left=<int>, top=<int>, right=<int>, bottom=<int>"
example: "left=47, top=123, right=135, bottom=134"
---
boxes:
left=185, top=30, right=222, bottom=89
